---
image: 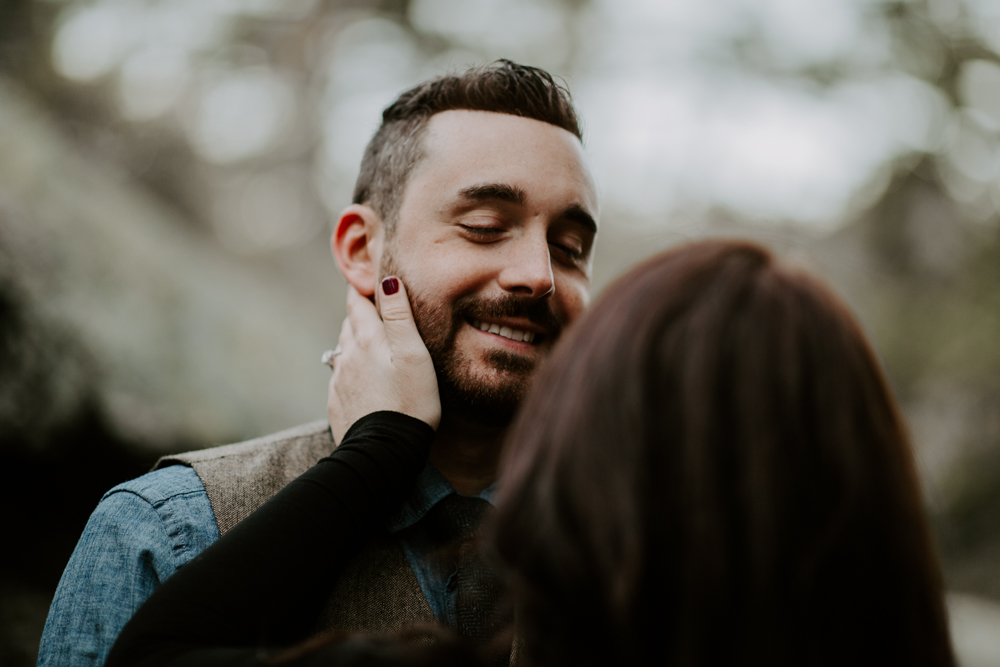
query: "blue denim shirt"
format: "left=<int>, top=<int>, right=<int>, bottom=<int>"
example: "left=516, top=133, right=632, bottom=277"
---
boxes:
left=38, top=462, right=494, bottom=667
left=37, top=466, right=218, bottom=667
left=389, top=464, right=497, bottom=625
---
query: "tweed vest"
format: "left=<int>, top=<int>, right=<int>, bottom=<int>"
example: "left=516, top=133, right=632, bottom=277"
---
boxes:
left=154, top=419, right=436, bottom=635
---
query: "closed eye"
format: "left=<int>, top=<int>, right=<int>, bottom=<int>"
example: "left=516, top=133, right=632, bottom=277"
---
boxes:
left=460, top=225, right=504, bottom=241
left=550, top=242, right=583, bottom=262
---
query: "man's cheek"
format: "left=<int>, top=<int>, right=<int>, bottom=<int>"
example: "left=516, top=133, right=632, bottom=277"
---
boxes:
left=559, top=288, right=589, bottom=324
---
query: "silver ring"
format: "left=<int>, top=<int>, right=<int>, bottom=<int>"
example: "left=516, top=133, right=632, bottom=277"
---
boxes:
left=321, top=349, right=342, bottom=368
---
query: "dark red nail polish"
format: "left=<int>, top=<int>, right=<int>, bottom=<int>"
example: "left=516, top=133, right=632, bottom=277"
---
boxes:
left=381, top=277, right=399, bottom=295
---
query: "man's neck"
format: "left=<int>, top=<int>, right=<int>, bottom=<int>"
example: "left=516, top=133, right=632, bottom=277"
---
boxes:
left=428, top=412, right=507, bottom=496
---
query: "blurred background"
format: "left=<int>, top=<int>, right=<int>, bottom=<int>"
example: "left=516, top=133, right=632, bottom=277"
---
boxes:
left=1, top=0, right=999, bottom=664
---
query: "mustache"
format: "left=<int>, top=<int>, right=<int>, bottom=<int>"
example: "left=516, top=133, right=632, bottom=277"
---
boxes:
left=455, top=293, right=564, bottom=336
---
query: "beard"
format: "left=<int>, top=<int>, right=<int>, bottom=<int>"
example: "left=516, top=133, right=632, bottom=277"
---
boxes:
left=381, top=252, right=564, bottom=427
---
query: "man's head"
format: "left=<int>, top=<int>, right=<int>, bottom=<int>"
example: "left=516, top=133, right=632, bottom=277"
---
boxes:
left=352, top=60, right=584, bottom=233
left=333, top=61, right=599, bottom=426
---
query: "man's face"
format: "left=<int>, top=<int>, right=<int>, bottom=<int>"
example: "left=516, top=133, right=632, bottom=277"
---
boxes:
left=379, top=110, right=598, bottom=426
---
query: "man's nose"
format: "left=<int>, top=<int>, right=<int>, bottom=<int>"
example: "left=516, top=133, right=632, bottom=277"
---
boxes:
left=497, top=232, right=555, bottom=298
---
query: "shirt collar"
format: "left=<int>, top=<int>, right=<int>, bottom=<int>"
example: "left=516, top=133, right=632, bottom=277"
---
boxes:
left=386, top=463, right=498, bottom=533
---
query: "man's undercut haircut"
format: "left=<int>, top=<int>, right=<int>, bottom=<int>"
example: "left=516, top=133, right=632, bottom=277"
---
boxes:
left=352, top=59, right=582, bottom=232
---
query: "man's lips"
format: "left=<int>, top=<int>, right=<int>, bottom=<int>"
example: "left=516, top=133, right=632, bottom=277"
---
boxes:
left=467, top=317, right=546, bottom=344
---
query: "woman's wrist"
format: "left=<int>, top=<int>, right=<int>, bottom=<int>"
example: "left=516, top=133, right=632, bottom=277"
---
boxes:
left=341, top=410, right=436, bottom=445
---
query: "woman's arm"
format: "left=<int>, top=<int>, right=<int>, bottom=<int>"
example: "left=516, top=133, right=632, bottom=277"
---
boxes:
left=106, top=277, right=442, bottom=667
left=105, top=411, right=435, bottom=667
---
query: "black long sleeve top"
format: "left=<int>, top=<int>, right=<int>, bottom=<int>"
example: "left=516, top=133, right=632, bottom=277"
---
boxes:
left=104, top=411, right=436, bottom=667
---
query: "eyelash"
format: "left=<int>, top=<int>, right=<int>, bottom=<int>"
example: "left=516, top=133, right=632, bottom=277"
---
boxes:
left=460, top=225, right=503, bottom=239
left=552, top=243, right=583, bottom=262
left=460, top=225, right=584, bottom=262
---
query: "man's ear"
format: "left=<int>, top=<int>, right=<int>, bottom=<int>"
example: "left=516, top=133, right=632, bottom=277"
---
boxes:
left=332, top=204, right=382, bottom=296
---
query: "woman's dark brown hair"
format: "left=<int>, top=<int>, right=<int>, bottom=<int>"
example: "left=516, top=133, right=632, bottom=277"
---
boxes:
left=491, top=239, right=955, bottom=667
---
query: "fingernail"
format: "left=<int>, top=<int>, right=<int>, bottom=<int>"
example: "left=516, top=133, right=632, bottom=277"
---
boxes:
left=381, top=276, right=399, bottom=295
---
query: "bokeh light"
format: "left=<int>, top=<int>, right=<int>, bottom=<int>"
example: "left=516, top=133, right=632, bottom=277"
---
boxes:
left=4, top=1, right=1000, bottom=663
left=43, top=0, right=1000, bottom=238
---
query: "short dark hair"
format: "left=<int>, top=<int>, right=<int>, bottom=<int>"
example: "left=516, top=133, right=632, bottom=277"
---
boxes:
left=352, top=60, right=582, bottom=231
left=493, top=240, right=954, bottom=667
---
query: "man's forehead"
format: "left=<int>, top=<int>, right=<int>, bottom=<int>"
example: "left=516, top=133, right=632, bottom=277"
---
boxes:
left=417, top=109, right=599, bottom=213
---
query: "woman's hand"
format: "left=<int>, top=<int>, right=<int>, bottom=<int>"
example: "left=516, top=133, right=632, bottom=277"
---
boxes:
left=327, top=277, right=440, bottom=443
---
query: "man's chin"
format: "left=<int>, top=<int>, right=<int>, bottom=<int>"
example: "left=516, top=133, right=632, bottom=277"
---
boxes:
left=438, top=387, right=519, bottom=428
left=437, top=357, right=532, bottom=428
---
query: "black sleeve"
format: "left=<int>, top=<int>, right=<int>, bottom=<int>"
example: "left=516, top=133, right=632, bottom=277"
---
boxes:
left=105, top=411, right=436, bottom=667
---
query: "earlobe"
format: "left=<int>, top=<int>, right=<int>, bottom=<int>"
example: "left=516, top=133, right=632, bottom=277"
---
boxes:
left=332, top=204, right=382, bottom=296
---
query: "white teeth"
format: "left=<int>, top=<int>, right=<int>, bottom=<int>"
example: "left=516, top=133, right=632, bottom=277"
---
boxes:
left=470, top=319, right=536, bottom=343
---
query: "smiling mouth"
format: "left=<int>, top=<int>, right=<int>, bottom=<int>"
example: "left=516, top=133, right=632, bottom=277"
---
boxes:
left=469, top=318, right=539, bottom=344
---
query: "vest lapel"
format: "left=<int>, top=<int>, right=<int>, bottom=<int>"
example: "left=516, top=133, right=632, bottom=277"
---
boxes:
left=314, top=532, right=435, bottom=634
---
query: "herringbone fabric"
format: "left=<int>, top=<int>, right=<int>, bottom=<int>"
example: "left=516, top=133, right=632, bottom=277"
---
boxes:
left=155, top=421, right=516, bottom=664
left=157, top=419, right=335, bottom=536
left=155, top=421, right=436, bottom=633
left=425, top=494, right=512, bottom=665
left=312, top=533, right=436, bottom=636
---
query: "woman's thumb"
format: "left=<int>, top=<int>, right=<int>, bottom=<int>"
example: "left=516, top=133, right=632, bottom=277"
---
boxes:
left=378, top=276, right=423, bottom=353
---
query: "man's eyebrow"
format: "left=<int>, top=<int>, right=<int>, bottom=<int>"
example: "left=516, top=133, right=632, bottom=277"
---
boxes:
left=456, top=183, right=597, bottom=233
left=561, top=204, right=598, bottom=235
left=458, top=183, right=527, bottom=206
